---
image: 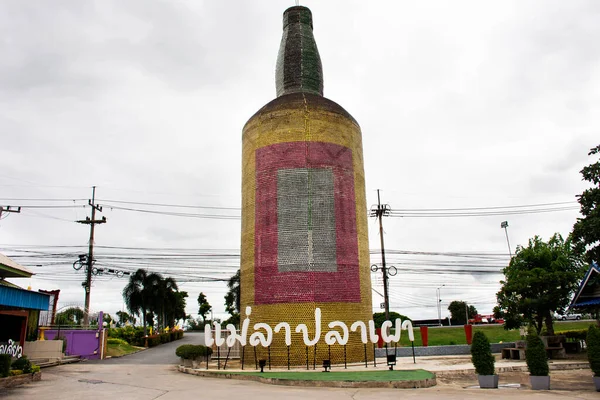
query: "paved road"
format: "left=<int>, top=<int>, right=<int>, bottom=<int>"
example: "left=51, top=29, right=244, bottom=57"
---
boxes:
left=1, top=332, right=598, bottom=400
left=100, top=331, right=205, bottom=365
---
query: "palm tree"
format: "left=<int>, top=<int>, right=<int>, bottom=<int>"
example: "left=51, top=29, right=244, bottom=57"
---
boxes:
left=122, top=269, right=162, bottom=336
left=155, top=277, right=178, bottom=329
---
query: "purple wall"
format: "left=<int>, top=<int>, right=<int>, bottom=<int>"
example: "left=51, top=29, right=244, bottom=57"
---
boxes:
left=45, top=329, right=103, bottom=360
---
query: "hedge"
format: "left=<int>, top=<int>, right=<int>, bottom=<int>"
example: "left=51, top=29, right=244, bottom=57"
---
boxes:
left=555, top=329, right=588, bottom=341
left=11, top=356, right=32, bottom=374
left=587, top=325, right=600, bottom=377
left=0, top=355, right=10, bottom=378
left=107, top=326, right=146, bottom=346
left=526, top=331, right=549, bottom=376
left=108, top=327, right=184, bottom=347
left=175, top=344, right=212, bottom=359
left=471, top=331, right=495, bottom=376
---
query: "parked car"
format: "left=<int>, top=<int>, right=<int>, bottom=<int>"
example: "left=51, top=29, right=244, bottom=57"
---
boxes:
left=554, top=312, right=582, bottom=321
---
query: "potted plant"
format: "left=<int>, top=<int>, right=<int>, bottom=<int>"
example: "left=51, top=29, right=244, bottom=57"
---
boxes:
left=470, top=330, right=498, bottom=388
left=175, top=344, right=212, bottom=368
left=525, top=329, right=550, bottom=390
left=586, top=325, right=600, bottom=391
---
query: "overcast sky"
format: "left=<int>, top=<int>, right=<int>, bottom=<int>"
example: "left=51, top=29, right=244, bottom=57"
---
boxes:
left=1, top=0, right=598, bottom=324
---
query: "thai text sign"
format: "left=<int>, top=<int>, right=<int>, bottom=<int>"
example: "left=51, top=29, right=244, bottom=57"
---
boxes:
left=205, top=307, right=414, bottom=348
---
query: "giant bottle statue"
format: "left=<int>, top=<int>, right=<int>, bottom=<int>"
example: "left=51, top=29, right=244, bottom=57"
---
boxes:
left=241, top=5, right=372, bottom=365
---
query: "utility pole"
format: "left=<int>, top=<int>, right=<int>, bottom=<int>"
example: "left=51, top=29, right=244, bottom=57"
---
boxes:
left=501, top=221, right=512, bottom=258
left=370, top=190, right=392, bottom=321
left=77, top=186, right=106, bottom=326
left=0, top=206, right=21, bottom=219
left=436, top=285, right=445, bottom=326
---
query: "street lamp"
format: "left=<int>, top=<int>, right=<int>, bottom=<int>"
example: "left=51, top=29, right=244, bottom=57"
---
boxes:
left=501, top=221, right=512, bottom=258
left=436, top=284, right=445, bottom=326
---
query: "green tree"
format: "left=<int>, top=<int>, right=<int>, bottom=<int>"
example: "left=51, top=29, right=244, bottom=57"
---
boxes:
left=122, top=269, right=162, bottom=336
left=55, top=307, right=84, bottom=325
left=224, top=270, right=240, bottom=326
left=492, top=306, right=504, bottom=320
left=197, top=292, right=212, bottom=323
left=496, top=234, right=585, bottom=335
left=372, top=311, right=411, bottom=328
left=116, top=310, right=135, bottom=327
left=169, top=291, right=188, bottom=328
left=447, top=301, right=478, bottom=325
left=155, top=276, right=178, bottom=329
left=572, top=144, right=600, bottom=265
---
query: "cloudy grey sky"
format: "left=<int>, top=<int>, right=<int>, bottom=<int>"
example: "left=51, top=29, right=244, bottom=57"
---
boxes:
left=1, top=0, right=598, bottom=323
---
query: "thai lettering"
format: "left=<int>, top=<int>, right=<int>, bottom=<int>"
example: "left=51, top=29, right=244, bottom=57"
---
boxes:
left=350, top=321, right=368, bottom=344
left=0, top=339, right=22, bottom=358
left=324, top=321, right=349, bottom=345
left=274, top=322, right=292, bottom=346
left=206, top=307, right=414, bottom=349
left=295, top=307, right=321, bottom=346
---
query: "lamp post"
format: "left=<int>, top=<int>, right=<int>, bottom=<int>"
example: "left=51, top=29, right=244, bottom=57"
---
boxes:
left=501, top=221, right=512, bottom=258
left=436, top=284, right=445, bottom=326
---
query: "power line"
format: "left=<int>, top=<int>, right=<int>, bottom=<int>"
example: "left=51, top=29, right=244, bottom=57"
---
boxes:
left=97, top=199, right=240, bottom=211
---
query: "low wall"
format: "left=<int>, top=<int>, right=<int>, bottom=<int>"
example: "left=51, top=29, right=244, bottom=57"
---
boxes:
left=44, top=329, right=104, bottom=360
left=23, top=340, right=63, bottom=361
left=0, top=371, right=42, bottom=389
left=375, top=342, right=515, bottom=358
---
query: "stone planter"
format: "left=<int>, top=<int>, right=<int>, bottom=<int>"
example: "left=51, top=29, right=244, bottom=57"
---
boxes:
left=530, top=375, right=550, bottom=390
left=594, top=376, right=600, bottom=392
left=181, top=358, right=193, bottom=367
left=477, top=374, right=499, bottom=389
left=0, top=372, right=42, bottom=389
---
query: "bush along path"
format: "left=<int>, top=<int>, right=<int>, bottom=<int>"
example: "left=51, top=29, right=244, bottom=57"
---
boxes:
left=106, top=326, right=184, bottom=357
left=0, top=355, right=42, bottom=389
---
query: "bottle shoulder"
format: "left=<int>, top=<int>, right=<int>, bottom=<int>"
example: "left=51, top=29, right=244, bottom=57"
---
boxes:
left=244, top=93, right=359, bottom=130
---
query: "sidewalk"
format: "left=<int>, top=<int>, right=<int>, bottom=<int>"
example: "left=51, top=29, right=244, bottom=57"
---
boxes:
left=197, top=353, right=590, bottom=375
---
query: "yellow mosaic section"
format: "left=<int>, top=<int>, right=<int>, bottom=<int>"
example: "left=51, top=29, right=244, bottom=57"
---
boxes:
left=241, top=95, right=372, bottom=365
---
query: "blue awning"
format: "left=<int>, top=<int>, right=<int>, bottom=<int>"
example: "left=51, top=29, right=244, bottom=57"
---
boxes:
left=0, top=285, right=49, bottom=310
left=572, top=298, right=600, bottom=308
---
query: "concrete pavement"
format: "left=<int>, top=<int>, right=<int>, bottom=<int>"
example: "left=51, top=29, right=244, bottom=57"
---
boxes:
left=1, top=331, right=597, bottom=399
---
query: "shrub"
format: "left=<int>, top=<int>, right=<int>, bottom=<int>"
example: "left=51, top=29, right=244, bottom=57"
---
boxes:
left=471, top=331, right=495, bottom=376
left=159, top=332, right=170, bottom=344
left=0, top=354, right=11, bottom=378
left=525, top=330, right=549, bottom=376
left=147, top=335, right=161, bottom=347
left=556, top=329, right=587, bottom=341
left=587, top=325, right=600, bottom=377
left=11, top=356, right=32, bottom=373
left=9, top=370, right=22, bottom=376
left=175, top=344, right=212, bottom=359
left=31, top=365, right=41, bottom=373
left=107, top=338, right=128, bottom=345
left=107, top=326, right=146, bottom=346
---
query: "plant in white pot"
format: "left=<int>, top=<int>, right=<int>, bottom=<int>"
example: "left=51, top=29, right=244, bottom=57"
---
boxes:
left=586, top=324, right=600, bottom=391
left=470, top=331, right=498, bottom=388
left=525, top=329, right=550, bottom=390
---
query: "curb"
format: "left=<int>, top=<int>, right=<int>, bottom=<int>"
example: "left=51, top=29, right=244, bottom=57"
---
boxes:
left=434, top=362, right=591, bottom=377
left=177, top=366, right=437, bottom=389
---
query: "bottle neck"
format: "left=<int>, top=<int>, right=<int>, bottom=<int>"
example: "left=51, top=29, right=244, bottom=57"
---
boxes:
left=275, top=6, right=324, bottom=97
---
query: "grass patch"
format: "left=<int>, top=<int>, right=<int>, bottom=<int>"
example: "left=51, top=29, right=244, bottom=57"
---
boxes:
left=106, top=341, right=144, bottom=358
left=394, top=320, right=596, bottom=347
left=217, top=369, right=434, bottom=382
